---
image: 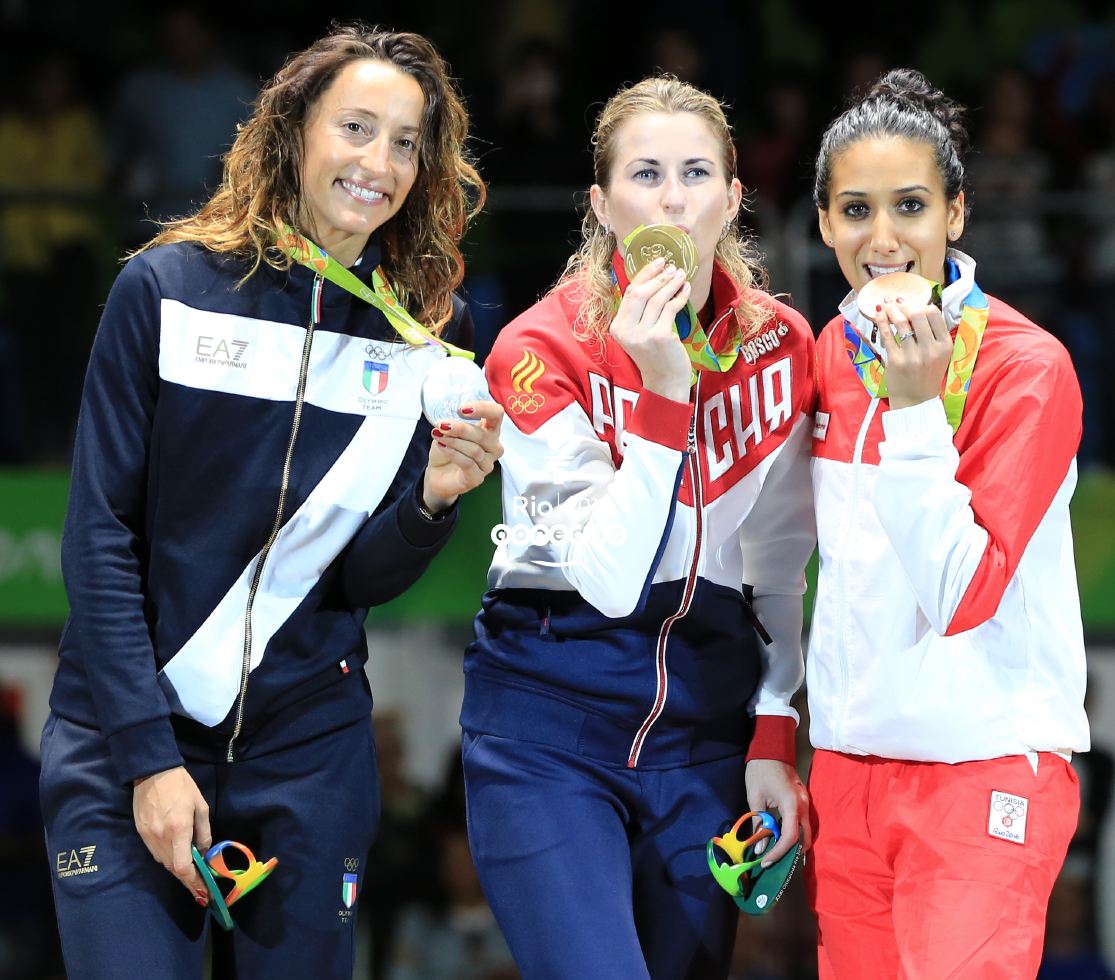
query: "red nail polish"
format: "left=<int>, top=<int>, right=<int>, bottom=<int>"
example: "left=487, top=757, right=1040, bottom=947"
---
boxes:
left=431, top=429, right=440, bottom=439
left=875, top=305, right=882, bottom=312
left=461, top=406, right=475, bottom=415
left=440, top=422, right=452, bottom=431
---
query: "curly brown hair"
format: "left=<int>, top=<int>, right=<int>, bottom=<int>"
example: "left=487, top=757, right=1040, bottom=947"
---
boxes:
left=555, top=76, right=772, bottom=346
left=137, top=23, right=485, bottom=330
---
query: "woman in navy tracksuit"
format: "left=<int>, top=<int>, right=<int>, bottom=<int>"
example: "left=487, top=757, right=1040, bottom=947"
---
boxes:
left=39, top=25, right=502, bottom=980
left=461, top=76, right=816, bottom=979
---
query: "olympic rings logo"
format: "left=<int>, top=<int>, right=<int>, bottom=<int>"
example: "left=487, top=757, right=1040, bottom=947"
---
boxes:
left=344, top=857, right=360, bottom=872
left=992, top=800, right=1026, bottom=818
left=505, top=393, right=545, bottom=415
left=993, top=798, right=1026, bottom=827
left=490, top=522, right=627, bottom=548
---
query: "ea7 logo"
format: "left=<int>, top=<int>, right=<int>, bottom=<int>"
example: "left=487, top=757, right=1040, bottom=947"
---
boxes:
left=195, top=336, right=250, bottom=367
left=56, top=845, right=99, bottom=878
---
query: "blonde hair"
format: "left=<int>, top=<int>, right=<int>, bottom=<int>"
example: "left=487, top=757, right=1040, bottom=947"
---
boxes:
left=134, top=23, right=485, bottom=330
left=555, top=76, right=772, bottom=345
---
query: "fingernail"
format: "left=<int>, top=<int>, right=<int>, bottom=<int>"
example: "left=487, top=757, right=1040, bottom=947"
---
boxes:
left=896, top=296, right=904, bottom=304
left=461, top=406, right=475, bottom=415
left=875, top=305, right=882, bottom=312
left=431, top=428, right=440, bottom=439
left=440, top=422, right=452, bottom=431
left=761, top=860, right=772, bottom=869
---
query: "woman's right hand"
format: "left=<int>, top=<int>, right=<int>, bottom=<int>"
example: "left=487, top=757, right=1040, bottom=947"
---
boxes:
left=133, top=766, right=213, bottom=905
left=609, top=257, right=693, bottom=403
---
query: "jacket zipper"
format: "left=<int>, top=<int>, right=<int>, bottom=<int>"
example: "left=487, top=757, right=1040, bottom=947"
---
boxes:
left=833, top=396, right=880, bottom=749
left=627, top=375, right=704, bottom=768
left=226, top=274, right=323, bottom=762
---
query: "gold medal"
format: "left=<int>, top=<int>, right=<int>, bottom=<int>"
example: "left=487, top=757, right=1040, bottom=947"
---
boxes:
left=623, top=224, right=698, bottom=282
left=857, top=271, right=937, bottom=321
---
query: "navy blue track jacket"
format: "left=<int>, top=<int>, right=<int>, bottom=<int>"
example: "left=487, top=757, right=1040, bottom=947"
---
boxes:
left=50, top=238, right=468, bottom=785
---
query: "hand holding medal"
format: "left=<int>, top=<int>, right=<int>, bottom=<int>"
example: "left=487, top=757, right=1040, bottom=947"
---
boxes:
left=706, top=810, right=803, bottom=916
left=421, top=356, right=491, bottom=426
left=191, top=840, right=278, bottom=931
left=609, top=225, right=696, bottom=403
left=859, top=272, right=955, bottom=410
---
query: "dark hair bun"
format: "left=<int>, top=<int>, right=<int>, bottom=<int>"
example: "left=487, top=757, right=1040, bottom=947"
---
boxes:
left=869, top=68, right=969, bottom=155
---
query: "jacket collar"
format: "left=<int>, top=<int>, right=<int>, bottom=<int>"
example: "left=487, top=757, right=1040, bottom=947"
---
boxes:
left=839, top=248, right=979, bottom=358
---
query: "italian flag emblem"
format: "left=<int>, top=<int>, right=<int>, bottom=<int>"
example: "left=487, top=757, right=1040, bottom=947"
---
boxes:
left=342, top=873, right=358, bottom=909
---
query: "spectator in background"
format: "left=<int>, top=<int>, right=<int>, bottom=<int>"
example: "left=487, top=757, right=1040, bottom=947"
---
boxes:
left=0, top=686, right=59, bottom=979
left=107, top=6, right=256, bottom=246
left=0, top=51, right=107, bottom=461
left=740, top=74, right=814, bottom=218
left=1038, top=854, right=1115, bottom=980
left=365, top=710, right=438, bottom=980
left=386, top=747, right=517, bottom=980
left=472, top=39, right=582, bottom=353
left=964, top=67, right=1056, bottom=313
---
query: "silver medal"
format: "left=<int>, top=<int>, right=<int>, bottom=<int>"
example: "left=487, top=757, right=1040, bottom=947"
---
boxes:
left=420, top=356, right=490, bottom=425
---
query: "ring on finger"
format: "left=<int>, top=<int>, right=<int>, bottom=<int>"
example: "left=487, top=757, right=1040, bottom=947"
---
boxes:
left=897, top=330, right=915, bottom=342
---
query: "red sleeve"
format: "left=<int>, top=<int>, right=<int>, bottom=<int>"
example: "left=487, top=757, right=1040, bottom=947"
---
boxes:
left=947, top=342, right=1082, bottom=635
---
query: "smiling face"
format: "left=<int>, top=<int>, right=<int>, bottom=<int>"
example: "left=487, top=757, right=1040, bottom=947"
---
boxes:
left=590, top=111, right=741, bottom=306
left=299, top=58, right=425, bottom=266
left=818, top=135, right=965, bottom=294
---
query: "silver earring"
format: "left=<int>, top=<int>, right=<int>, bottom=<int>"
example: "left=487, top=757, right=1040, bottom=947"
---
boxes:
left=602, top=223, right=611, bottom=235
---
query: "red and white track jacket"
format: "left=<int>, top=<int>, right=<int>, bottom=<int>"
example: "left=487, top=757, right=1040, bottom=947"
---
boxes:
left=808, top=250, right=1090, bottom=763
left=462, top=260, right=815, bottom=767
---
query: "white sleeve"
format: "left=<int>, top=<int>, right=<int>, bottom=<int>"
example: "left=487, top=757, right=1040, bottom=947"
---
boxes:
left=738, top=413, right=815, bottom=721
left=873, top=398, right=987, bottom=635
left=492, top=392, right=691, bottom=618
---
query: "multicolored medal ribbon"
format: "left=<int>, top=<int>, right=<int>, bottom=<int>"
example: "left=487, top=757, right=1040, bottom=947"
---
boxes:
left=276, top=225, right=473, bottom=360
left=192, top=841, right=278, bottom=931
left=706, top=810, right=803, bottom=917
left=843, top=279, right=990, bottom=434
left=612, top=225, right=742, bottom=378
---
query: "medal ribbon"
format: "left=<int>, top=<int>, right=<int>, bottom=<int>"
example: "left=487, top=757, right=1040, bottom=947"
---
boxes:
left=612, top=228, right=742, bottom=375
left=843, top=280, right=990, bottom=433
left=277, top=225, right=473, bottom=359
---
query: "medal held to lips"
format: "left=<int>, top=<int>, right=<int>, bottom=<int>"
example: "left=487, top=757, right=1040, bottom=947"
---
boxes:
left=421, top=355, right=490, bottom=425
left=623, top=224, right=698, bottom=283
left=857, top=271, right=939, bottom=321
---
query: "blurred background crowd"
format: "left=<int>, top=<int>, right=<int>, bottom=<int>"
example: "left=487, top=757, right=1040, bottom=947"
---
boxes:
left=1, top=0, right=1114, bottom=977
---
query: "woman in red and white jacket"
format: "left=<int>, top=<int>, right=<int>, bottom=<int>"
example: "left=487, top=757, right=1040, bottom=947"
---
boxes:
left=807, top=68, right=1090, bottom=979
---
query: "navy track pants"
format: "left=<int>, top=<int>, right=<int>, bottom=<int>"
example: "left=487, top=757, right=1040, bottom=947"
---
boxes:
left=40, top=712, right=379, bottom=980
left=462, top=730, right=748, bottom=980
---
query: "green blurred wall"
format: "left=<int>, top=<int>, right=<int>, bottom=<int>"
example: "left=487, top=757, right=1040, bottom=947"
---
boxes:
left=2, top=468, right=1113, bottom=633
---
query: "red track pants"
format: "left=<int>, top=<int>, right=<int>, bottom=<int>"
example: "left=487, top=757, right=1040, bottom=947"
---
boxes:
left=806, top=749, right=1079, bottom=979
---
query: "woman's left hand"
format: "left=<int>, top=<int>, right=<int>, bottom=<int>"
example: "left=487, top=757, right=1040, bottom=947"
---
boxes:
left=877, top=300, right=954, bottom=410
left=422, top=400, right=505, bottom=513
left=744, top=758, right=813, bottom=866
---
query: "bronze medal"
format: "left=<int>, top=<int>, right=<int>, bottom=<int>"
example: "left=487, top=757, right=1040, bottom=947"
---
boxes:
left=623, top=224, right=698, bottom=282
left=857, top=271, right=936, bottom=321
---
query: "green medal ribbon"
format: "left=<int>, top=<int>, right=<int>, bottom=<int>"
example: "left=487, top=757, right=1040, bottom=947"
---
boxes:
left=843, top=280, right=990, bottom=434
left=277, top=225, right=472, bottom=359
left=612, top=227, right=742, bottom=377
